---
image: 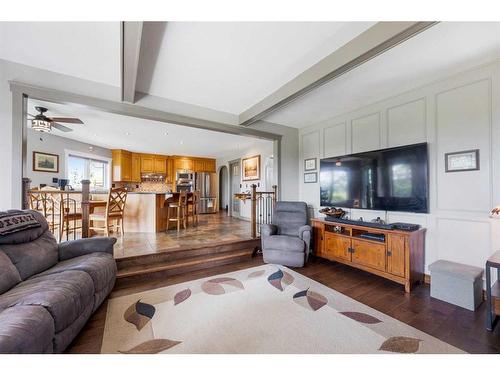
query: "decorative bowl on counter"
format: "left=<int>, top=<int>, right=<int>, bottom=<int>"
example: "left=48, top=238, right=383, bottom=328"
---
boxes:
left=319, top=207, right=347, bottom=219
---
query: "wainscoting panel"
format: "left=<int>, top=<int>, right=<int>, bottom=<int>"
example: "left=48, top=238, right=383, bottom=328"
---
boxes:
left=323, top=122, right=346, bottom=158
left=387, top=98, right=426, bottom=147
left=436, top=79, right=491, bottom=213
left=436, top=218, right=491, bottom=269
left=301, top=130, right=321, bottom=160
left=351, top=112, right=381, bottom=153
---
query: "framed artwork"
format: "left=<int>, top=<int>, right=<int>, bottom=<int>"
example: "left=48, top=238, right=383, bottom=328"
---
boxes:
left=304, top=172, right=317, bottom=183
left=33, top=151, right=59, bottom=173
left=445, top=149, right=479, bottom=172
left=242, top=155, right=261, bottom=181
left=304, top=158, right=317, bottom=171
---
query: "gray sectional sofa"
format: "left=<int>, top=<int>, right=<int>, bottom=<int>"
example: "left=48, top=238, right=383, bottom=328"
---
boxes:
left=0, top=210, right=117, bottom=353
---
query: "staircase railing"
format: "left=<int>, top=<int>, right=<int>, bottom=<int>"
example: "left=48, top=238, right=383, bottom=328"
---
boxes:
left=251, top=184, right=277, bottom=238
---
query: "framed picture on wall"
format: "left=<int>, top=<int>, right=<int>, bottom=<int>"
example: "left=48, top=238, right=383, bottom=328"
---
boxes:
left=445, top=149, right=479, bottom=172
left=304, top=158, right=317, bottom=171
left=33, top=151, right=59, bottom=173
left=304, top=172, right=317, bottom=183
left=242, top=155, right=261, bottom=181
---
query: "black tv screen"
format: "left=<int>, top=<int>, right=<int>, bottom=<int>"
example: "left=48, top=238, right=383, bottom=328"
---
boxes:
left=320, top=143, right=429, bottom=213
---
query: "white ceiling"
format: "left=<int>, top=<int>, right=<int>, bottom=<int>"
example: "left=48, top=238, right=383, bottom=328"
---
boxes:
left=265, top=22, right=500, bottom=128
left=0, top=22, right=121, bottom=86
left=27, top=99, right=271, bottom=158
left=136, top=22, right=375, bottom=114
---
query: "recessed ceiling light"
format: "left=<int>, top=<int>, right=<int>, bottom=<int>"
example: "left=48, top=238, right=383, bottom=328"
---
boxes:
left=125, top=132, right=130, bottom=136
left=164, top=131, right=168, bottom=136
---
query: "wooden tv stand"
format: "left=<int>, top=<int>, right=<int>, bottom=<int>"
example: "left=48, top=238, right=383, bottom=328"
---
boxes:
left=311, top=218, right=425, bottom=293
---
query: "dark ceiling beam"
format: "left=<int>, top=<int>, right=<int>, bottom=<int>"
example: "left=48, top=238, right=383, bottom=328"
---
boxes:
left=121, top=21, right=144, bottom=103
left=239, top=21, right=438, bottom=126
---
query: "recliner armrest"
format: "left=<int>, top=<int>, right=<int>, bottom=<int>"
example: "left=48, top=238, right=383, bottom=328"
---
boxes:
left=58, top=237, right=117, bottom=261
left=298, top=225, right=312, bottom=240
left=261, top=224, right=278, bottom=237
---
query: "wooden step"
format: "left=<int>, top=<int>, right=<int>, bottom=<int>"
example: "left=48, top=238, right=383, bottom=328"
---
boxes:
left=116, top=238, right=260, bottom=270
left=115, top=249, right=254, bottom=286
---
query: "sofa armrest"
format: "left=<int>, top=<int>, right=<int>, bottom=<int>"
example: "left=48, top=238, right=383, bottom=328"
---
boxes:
left=58, top=237, right=117, bottom=261
left=298, top=225, right=311, bottom=240
left=299, top=225, right=312, bottom=261
left=261, top=224, right=278, bottom=237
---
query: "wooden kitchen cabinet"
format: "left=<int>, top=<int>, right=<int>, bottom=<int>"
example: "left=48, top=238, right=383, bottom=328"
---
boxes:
left=140, top=154, right=155, bottom=173
left=154, top=155, right=167, bottom=174
left=112, top=149, right=132, bottom=182
left=174, top=157, right=194, bottom=172
left=131, top=153, right=141, bottom=182
left=193, top=158, right=216, bottom=173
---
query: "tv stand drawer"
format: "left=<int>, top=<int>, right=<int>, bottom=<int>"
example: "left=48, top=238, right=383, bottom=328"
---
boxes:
left=351, top=238, right=386, bottom=272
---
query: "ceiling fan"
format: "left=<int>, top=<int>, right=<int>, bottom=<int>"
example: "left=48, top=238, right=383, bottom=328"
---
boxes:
left=28, top=106, right=84, bottom=133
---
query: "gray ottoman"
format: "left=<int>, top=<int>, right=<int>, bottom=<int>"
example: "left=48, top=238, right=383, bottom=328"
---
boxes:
left=429, top=260, right=483, bottom=311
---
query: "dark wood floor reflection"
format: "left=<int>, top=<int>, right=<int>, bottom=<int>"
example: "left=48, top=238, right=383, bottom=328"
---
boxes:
left=67, top=256, right=500, bottom=354
left=111, top=211, right=251, bottom=259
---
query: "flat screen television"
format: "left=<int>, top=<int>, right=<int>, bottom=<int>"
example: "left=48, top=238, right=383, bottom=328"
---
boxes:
left=320, top=143, right=429, bottom=213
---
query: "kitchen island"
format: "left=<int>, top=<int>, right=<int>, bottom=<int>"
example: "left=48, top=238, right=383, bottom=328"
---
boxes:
left=91, top=191, right=172, bottom=233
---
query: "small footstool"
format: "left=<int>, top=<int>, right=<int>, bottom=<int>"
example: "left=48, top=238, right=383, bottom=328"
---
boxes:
left=428, top=260, right=483, bottom=311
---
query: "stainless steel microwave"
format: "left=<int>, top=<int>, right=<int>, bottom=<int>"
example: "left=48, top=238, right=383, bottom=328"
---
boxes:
left=177, top=171, right=194, bottom=181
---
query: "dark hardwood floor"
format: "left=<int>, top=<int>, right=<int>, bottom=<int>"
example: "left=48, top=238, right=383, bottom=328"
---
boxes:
left=66, top=256, right=500, bottom=354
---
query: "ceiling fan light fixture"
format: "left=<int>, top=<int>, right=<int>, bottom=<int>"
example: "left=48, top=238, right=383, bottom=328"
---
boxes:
left=31, top=118, right=51, bottom=133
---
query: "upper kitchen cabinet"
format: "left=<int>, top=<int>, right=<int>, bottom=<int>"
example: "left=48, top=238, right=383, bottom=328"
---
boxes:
left=140, top=154, right=155, bottom=173
left=194, top=158, right=216, bottom=173
left=131, top=153, right=141, bottom=182
left=112, top=149, right=132, bottom=182
left=154, top=155, right=167, bottom=174
left=173, top=156, right=194, bottom=172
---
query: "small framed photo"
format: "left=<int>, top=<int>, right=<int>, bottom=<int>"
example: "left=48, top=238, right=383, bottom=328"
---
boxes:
left=304, top=172, right=317, bottom=183
left=445, top=149, right=480, bottom=172
left=33, top=151, right=59, bottom=173
left=304, top=158, right=317, bottom=171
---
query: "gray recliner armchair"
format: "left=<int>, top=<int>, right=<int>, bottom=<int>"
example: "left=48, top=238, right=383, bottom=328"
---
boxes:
left=261, top=201, right=311, bottom=267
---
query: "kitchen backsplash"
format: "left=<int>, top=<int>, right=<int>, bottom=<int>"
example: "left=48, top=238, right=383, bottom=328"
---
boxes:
left=113, top=181, right=173, bottom=192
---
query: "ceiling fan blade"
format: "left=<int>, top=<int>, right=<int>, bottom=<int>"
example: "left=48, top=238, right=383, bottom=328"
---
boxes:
left=49, top=117, right=84, bottom=124
left=51, top=123, right=73, bottom=132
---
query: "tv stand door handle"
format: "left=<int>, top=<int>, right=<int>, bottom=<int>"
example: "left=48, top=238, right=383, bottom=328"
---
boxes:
left=387, top=250, right=392, bottom=256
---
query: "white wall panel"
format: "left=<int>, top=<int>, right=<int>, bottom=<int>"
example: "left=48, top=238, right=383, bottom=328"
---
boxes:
left=351, top=112, right=380, bottom=153
left=436, top=79, right=491, bottom=212
left=323, top=122, right=346, bottom=158
left=387, top=98, right=426, bottom=147
left=301, top=130, right=320, bottom=159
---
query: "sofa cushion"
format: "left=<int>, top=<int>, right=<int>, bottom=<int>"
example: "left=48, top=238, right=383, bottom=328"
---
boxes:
left=0, top=230, right=58, bottom=280
left=0, top=251, right=21, bottom=294
left=34, top=252, right=116, bottom=293
left=263, top=235, right=305, bottom=252
left=0, top=305, right=54, bottom=354
left=0, top=210, right=47, bottom=245
left=0, top=270, right=94, bottom=333
left=0, top=210, right=41, bottom=236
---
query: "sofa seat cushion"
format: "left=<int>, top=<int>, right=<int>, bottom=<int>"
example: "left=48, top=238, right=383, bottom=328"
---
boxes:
left=263, top=235, right=305, bottom=252
left=34, top=253, right=116, bottom=294
left=0, top=270, right=94, bottom=333
left=0, top=305, right=54, bottom=353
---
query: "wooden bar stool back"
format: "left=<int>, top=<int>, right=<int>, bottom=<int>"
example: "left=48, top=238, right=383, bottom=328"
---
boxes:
left=89, top=187, right=128, bottom=237
left=166, top=191, right=188, bottom=232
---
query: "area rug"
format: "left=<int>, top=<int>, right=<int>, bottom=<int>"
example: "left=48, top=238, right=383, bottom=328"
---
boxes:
left=101, top=264, right=464, bottom=354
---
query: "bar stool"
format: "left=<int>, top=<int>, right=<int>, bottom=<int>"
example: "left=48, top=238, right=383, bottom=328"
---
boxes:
left=166, top=191, right=188, bottom=232
left=187, top=190, right=201, bottom=226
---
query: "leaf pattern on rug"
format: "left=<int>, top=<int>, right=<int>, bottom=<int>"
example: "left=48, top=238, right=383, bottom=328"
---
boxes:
left=201, top=277, right=244, bottom=295
left=379, top=336, right=422, bottom=353
left=267, top=269, right=294, bottom=291
left=118, top=339, right=181, bottom=354
left=247, top=270, right=265, bottom=279
left=293, top=288, right=328, bottom=311
left=123, top=300, right=155, bottom=331
left=339, top=311, right=382, bottom=324
left=174, top=288, right=191, bottom=306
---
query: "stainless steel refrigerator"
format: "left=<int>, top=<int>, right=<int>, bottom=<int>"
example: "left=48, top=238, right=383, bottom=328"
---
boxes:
left=195, top=172, right=218, bottom=214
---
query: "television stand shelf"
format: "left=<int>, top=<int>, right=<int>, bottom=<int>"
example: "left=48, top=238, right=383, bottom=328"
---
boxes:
left=311, top=218, right=426, bottom=293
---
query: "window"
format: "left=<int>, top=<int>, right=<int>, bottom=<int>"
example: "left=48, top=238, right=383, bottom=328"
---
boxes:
left=67, top=154, right=110, bottom=189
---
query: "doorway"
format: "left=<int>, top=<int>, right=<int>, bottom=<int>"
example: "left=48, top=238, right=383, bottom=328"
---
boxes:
left=228, top=159, right=241, bottom=218
left=218, top=165, right=229, bottom=211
